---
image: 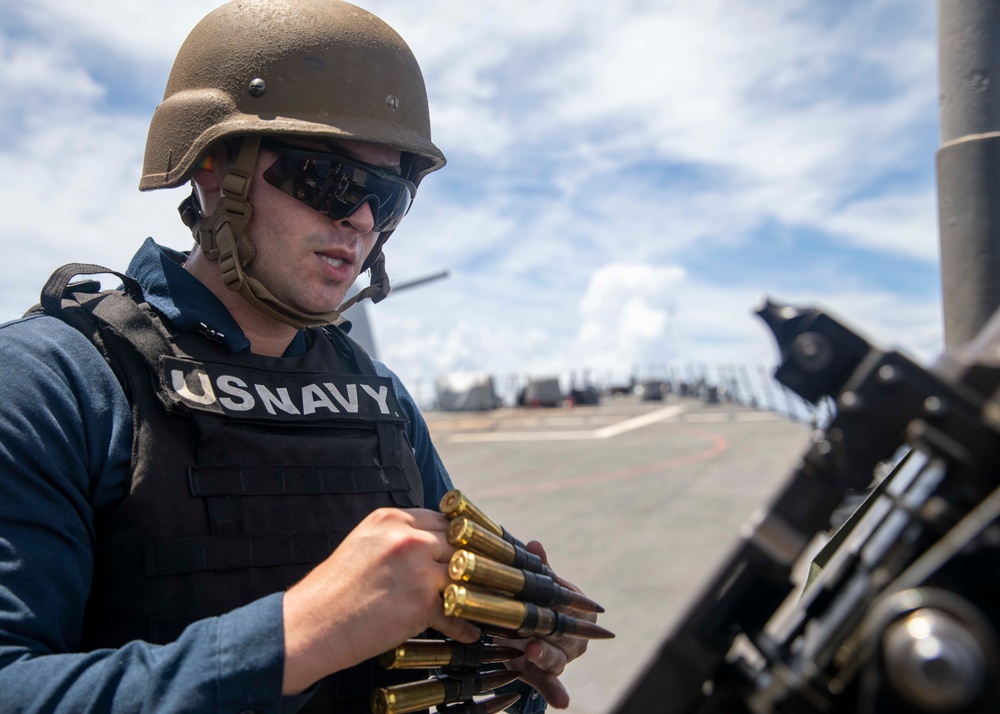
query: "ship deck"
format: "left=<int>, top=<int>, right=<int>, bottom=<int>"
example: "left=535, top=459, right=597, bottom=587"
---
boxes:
left=426, top=394, right=813, bottom=713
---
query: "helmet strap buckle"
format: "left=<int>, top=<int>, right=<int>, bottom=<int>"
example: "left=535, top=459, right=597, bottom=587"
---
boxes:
left=215, top=222, right=246, bottom=293
left=197, top=136, right=261, bottom=273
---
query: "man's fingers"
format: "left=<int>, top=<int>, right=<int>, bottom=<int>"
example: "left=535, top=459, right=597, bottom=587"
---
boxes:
left=434, top=610, right=481, bottom=644
left=400, top=507, right=452, bottom=532
left=525, top=539, right=548, bottom=565
left=523, top=638, right=567, bottom=676
left=430, top=531, right=456, bottom=564
left=518, top=668, right=570, bottom=709
left=524, top=628, right=589, bottom=665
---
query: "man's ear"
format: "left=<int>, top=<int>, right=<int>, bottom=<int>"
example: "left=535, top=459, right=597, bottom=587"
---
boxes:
left=191, top=155, right=221, bottom=191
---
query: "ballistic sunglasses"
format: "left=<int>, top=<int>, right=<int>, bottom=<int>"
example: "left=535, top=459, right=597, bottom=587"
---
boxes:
left=261, top=140, right=416, bottom=233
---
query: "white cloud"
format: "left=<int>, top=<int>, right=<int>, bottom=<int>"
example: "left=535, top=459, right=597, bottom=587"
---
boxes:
left=823, top=188, right=941, bottom=261
left=0, top=34, right=103, bottom=101
left=12, top=0, right=222, bottom=62
left=574, top=263, right=685, bottom=375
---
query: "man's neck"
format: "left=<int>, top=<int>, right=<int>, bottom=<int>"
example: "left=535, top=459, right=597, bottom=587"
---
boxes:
left=183, top=249, right=298, bottom=358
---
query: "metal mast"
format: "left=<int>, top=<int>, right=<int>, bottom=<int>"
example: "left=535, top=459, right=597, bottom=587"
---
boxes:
left=937, top=0, right=1000, bottom=346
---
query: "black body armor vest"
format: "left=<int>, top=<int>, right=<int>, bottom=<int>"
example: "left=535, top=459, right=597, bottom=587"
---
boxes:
left=38, top=264, right=427, bottom=712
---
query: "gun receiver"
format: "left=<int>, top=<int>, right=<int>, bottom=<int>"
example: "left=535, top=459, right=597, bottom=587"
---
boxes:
left=612, top=298, right=1000, bottom=713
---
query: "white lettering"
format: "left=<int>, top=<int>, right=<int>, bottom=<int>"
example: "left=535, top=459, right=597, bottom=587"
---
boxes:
left=301, top=384, right=339, bottom=415
left=217, top=375, right=255, bottom=411
left=324, top=383, right=359, bottom=413
left=255, top=385, right=301, bottom=415
left=171, top=369, right=216, bottom=406
left=361, top=384, right=391, bottom=415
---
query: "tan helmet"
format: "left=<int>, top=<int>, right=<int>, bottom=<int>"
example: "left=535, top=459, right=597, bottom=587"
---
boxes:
left=140, top=0, right=446, bottom=327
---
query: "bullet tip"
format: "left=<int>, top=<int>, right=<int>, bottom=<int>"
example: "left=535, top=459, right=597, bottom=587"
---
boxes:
left=573, top=620, right=616, bottom=640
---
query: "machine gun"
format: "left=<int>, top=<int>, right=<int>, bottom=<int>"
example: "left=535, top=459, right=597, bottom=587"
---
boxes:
left=611, top=298, right=1000, bottom=713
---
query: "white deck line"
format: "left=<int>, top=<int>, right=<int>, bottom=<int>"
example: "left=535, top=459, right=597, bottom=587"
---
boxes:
left=444, top=404, right=690, bottom=443
left=682, top=412, right=731, bottom=423
left=734, top=412, right=781, bottom=422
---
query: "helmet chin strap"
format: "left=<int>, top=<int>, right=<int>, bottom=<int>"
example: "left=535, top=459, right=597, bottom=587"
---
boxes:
left=187, top=136, right=390, bottom=330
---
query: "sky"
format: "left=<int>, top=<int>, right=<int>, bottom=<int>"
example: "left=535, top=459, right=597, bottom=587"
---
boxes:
left=0, top=0, right=944, bottom=406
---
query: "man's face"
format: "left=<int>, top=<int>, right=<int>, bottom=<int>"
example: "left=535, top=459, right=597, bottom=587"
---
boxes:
left=244, top=138, right=403, bottom=316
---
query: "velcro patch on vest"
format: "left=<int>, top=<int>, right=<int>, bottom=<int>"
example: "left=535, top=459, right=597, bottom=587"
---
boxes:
left=159, top=356, right=407, bottom=423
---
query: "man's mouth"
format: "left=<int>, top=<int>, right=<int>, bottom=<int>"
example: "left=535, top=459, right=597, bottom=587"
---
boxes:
left=320, top=254, right=346, bottom=268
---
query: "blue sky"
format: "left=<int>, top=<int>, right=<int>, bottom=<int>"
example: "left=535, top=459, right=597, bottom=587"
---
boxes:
left=0, top=0, right=943, bottom=402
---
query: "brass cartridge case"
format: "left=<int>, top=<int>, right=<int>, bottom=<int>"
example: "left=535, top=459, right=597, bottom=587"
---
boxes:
left=379, top=640, right=457, bottom=669
left=371, top=678, right=446, bottom=714
left=371, top=669, right=521, bottom=714
left=447, top=517, right=557, bottom=581
left=443, top=584, right=527, bottom=632
left=378, top=639, right=523, bottom=670
left=440, top=490, right=528, bottom=550
left=447, top=517, right=516, bottom=564
left=449, top=549, right=525, bottom=593
left=444, top=584, right=615, bottom=640
left=449, top=550, right=605, bottom=613
left=440, top=490, right=504, bottom=538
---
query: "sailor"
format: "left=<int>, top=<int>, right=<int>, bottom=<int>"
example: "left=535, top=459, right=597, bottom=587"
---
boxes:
left=0, top=1, right=589, bottom=711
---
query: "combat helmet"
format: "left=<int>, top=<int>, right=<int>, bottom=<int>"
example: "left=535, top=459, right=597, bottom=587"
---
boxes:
left=140, top=0, right=446, bottom=327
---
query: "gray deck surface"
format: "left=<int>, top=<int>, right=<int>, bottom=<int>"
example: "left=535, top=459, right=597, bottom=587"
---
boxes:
left=426, top=394, right=811, bottom=714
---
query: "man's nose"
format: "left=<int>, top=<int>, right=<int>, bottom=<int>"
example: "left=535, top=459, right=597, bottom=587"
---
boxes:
left=338, top=198, right=377, bottom=234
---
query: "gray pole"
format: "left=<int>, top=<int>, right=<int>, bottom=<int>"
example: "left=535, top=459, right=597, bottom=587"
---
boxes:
left=937, top=0, right=1000, bottom=346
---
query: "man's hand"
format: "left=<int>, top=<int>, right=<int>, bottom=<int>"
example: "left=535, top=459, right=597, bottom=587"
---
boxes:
left=281, top=507, right=481, bottom=695
left=495, top=540, right=594, bottom=709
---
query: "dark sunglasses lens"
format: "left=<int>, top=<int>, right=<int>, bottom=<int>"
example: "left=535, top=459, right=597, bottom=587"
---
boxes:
left=263, top=152, right=413, bottom=232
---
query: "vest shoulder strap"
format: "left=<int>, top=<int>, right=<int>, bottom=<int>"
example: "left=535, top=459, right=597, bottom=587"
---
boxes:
left=29, top=263, right=178, bottom=396
left=320, top=324, right=379, bottom=377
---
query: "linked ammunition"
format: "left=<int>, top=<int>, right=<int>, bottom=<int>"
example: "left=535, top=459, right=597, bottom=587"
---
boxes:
left=447, top=517, right=557, bottom=582
left=378, top=639, right=524, bottom=670
left=443, top=584, right=615, bottom=640
left=449, top=550, right=605, bottom=614
left=439, top=490, right=527, bottom=550
left=371, top=669, right=521, bottom=714
left=436, top=692, right=522, bottom=714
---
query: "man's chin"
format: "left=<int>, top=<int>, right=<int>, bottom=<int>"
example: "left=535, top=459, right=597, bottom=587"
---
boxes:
left=298, top=297, right=351, bottom=318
